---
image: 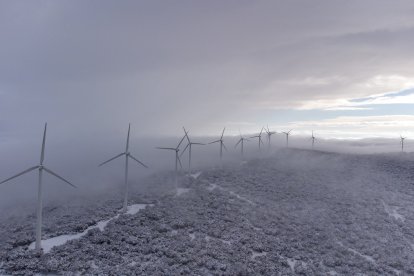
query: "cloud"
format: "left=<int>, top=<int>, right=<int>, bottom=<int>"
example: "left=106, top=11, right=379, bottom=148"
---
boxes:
left=282, top=115, right=414, bottom=138
left=0, top=0, right=414, bottom=138
left=294, top=76, right=414, bottom=110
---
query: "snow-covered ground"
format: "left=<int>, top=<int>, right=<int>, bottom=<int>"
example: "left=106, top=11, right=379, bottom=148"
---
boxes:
left=1, top=148, right=414, bottom=275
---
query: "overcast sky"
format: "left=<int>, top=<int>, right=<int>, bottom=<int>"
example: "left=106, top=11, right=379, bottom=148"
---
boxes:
left=1, top=0, right=414, bottom=140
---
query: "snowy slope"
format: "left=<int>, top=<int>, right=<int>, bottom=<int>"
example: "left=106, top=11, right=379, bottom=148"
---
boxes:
left=1, top=149, right=414, bottom=275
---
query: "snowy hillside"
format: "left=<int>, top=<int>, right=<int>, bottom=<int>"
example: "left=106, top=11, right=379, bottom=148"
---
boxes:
left=1, top=149, right=414, bottom=275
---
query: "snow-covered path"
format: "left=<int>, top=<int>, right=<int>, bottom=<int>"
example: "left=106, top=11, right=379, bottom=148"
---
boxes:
left=28, top=204, right=150, bottom=253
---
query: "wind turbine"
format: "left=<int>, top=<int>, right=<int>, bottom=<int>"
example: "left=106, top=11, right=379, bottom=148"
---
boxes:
left=0, top=123, right=76, bottom=251
left=235, top=133, right=249, bottom=158
left=156, top=134, right=186, bottom=184
left=400, top=135, right=406, bottom=152
left=311, top=131, right=316, bottom=150
left=209, top=127, right=227, bottom=161
left=250, top=127, right=265, bottom=150
left=265, top=125, right=276, bottom=149
left=282, top=130, right=292, bottom=148
left=99, top=124, right=148, bottom=213
left=181, top=127, right=205, bottom=173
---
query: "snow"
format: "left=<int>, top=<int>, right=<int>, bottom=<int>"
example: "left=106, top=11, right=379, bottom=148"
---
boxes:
left=125, top=204, right=150, bottom=215
left=189, top=171, right=202, bottom=179
left=251, top=251, right=267, bottom=260
left=206, top=182, right=218, bottom=191
left=205, top=181, right=255, bottom=205
left=3, top=149, right=414, bottom=275
left=286, top=258, right=297, bottom=273
left=204, top=235, right=231, bottom=245
left=336, top=241, right=376, bottom=264
left=228, top=190, right=255, bottom=205
left=175, top=188, right=190, bottom=196
left=28, top=204, right=150, bottom=253
left=381, top=200, right=405, bottom=222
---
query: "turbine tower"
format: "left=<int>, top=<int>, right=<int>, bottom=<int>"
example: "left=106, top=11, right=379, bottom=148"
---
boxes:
left=0, top=123, right=76, bottom=251
left=235, top=134, right=249, bottom=158
left=265, top=125, right=276, bottom=149
left=250, top=127, right=265, bottom=150
left=400, top=135, right=406, bottom=152
left=209, top=127, right=227, bottom=161
left=156, top=134, right=186, bottom=184
left=99, top=124, right=148, bottom=213
left=282, top=130, right=292, bottom=148
left=311, top=131, right=316, bottom=150
left=181, top=127, right=205, bottom=173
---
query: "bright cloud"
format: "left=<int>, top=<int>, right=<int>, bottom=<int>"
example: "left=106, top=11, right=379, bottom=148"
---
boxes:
left=295, top=75, right=414, bottom=110
left=281, top=115, right=414, bottom=138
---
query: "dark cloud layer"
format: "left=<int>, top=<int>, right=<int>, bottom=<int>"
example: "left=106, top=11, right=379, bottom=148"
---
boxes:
left=1, top=0, right=414, bottom=138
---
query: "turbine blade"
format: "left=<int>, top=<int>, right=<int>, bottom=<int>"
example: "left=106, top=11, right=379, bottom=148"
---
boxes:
left=43, top=167, right=76, bottom=188
left=126, top=123, right=131, bottom=152
left=129, top=154, right=148, bottom=168
left=156, top=147, right=176, bottom=150
left=177, top=155, right=183, bottom=169
left=0, top=166, right=39, bottom=185
left=40, top=123, right=47, bottom=164
left=235, top=139, right=242, bottom=148
left=209, top=140, right=220, bottom=144
left=192, top=142, right=205, bottom=145
left=177, top=134, right=186, bottom=148
left=98, top=152, right=125, bottom=167
left=180, top=143, right=189, bottom=157
left=222, top=143, right=228, bottom=151
left=221, top=127, right=226, bottom=139
left=182, top=127, right=190, bottom=143
left=259, top=127, right=264, bottom=135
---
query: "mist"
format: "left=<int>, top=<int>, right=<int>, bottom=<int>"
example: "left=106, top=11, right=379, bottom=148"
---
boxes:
left=1, top=1, right=414, bottom=274
left=1, top=125, right=412, bottom=210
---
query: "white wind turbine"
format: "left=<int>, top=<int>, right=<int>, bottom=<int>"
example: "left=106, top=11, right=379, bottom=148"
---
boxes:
left=282, top=130, right=292, bottom=148
left=0, top=123, right=76, bottom=251
left=181, top=127, right=205, bottom=173
left=209, top=127, right=227, bottom=161
left=311, top=131, right=316, bottom=150
left=265, top=125, right=276, bottom=149
left=156, top=134, right=186, bottom=184
left=250, top=127, right=265, bottom=150
left=400, top=135, right=406, bottom=152
left=99, top=124, right=148, bottom=213
left=235, top=133, right=250, bottom=158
